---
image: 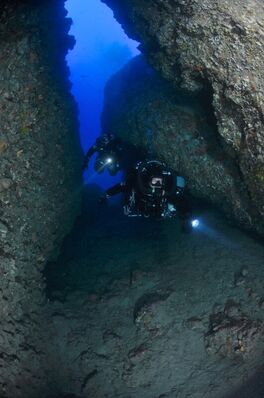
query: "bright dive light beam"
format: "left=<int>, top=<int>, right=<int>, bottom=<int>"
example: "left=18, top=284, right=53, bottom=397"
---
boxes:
left=85, top=160, right=109, bottom=182
left=191, top=219, right=200, bottom=228
left=106, top=158, right=113, bottom=164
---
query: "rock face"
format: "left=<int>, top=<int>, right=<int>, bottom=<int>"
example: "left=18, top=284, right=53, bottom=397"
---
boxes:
left=102, top=56, right=257, bottom=232
left=0, top=1, right=82, bottom=396
left=102, top=0, right=264, bottom=235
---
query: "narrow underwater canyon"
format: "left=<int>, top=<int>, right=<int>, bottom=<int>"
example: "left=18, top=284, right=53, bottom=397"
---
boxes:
left=0, top=1, right=264, bottom=397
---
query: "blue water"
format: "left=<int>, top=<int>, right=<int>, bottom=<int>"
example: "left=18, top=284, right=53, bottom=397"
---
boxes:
left=65, top=0, right=140, bottom=188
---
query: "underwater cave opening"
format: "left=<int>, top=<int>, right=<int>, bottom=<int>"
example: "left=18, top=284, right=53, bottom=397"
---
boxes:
left=44, top=0, right=140, bottom=298
left=65, top=0, right=140, bottom=190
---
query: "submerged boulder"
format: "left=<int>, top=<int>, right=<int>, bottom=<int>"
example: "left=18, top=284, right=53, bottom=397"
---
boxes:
left=102, top=55, right=263, bottom=234
left=102, top=0, right=264, bottom=235
left=102, top=53, right=264, bottom=235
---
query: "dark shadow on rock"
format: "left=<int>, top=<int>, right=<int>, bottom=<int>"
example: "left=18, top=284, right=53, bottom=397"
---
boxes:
left=222, top=365, right=264, bottom=398
left=80, top=183, right=104, bottom=224
left=43, top=183, right=103, bottom=298
left=47, top=395, right=81, bottom=398
left=133, top=291, right=172, bottom=323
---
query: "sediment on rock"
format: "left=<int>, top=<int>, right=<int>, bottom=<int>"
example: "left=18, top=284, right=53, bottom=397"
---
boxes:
left=0, top=1, right=82, bottom=396
left=43, top=196, right=264, bottom=398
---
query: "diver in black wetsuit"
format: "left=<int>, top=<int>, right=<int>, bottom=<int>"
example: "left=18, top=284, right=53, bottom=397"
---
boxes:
left=82, top=133, right=123, bottom=176
left=82, top=133, right=143, bottom=176
left=100, top=159, right=193, bottom=229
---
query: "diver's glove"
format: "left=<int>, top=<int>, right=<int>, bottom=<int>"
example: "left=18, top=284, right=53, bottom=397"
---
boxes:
left=180, top=213, right=193, bottom=233
left=98, top=194, right=110, bottom=205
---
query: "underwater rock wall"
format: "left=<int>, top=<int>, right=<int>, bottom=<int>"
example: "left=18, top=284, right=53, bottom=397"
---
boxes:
left=0, top=1, right=82, bottom=396
left=102, top=0, right=264, bottom=235
left=102, top=56, right=259, bottom=233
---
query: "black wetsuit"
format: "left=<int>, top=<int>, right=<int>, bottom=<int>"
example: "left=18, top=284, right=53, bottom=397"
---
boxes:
left=103, top=167, right=191, bottom=220
left=83, top=134, right=123, bottom=171
left=83, top=134, right=144, bottom=175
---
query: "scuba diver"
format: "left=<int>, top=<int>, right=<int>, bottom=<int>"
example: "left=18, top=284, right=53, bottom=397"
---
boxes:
left=82, top=133, right=123, bottom=176
left=99, top=159, right=195, bottom=230
left=83, top=133, right=146, bottom=177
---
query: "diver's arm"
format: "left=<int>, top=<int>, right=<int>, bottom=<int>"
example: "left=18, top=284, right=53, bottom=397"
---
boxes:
left=82, top=145, right=97, bottom=170
left=99, top=182, right=126, bottom=203
left=170, top=191, right=192, bottom=220
left=106, top=182, right=126, bottom=197
left=171, top=192, right=194, bottom=232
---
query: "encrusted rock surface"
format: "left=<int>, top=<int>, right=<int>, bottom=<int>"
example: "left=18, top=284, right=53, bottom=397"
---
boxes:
left=0, top=1, right=82, bottom=396
left=103, top=56, right=255, bottom=230
left=102, top=55, right=264, bottom=235
left=205, top=299, right=264, bottom=358
left=102, top=0, right=264, bottom=235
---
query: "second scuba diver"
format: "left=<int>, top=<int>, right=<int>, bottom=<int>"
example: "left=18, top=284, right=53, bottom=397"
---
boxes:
left=82, top=133, right=144, bottom=176
left=82, top=133, right=123, bottom=176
